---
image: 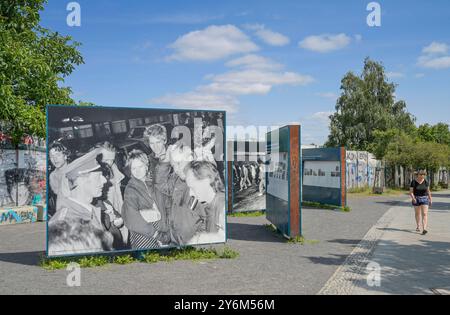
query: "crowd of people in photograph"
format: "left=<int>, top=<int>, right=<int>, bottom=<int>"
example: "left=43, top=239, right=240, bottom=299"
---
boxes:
left=47, top=119, right=226, bottom=256
left=233, top=161, right=265, bottom=197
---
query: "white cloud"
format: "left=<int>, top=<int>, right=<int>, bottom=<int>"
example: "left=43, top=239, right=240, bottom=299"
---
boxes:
left=415, top=73, right=425, bottom=78
left=299, top=33, right=352, bottom=53
left=200, top=69, right=314, bottom=95
left=418, top=55, right=450, bottom=69
left=225, top=54, right=283, bottom=70
left=386, top=72, right=405, bottom=79
left=422, top=42, right=449, bottom=55
left=157, top=31, right=314, bottom=113
left=150, top=92, right=239, bottom=113
left=167, top=25, right=259, bottom=61
left=418, top=42, right=450, bottom=70
left=151, top=55, right=314, bottom=112
left=245, top=24, right=290, bottom=46
left=354, top=34, right=363, bottom=42
left=300, top=111, right=333, bottom=145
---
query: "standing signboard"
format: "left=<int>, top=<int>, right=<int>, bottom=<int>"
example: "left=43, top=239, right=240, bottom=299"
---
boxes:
left=265, top=125, right=302, bottom=238
left=46, top=105, right=226, bottom=257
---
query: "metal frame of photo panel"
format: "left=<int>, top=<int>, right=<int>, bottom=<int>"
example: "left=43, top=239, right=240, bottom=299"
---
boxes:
left=45, top=104, right=228, bottom=258
left=265, top=125, right=302, bottom=239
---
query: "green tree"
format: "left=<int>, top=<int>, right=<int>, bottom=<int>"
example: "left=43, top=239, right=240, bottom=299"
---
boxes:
left=382, top=133, right=450, bottom=185
left=0, top=0, right=84, bottom=146
left=369, top=128, right=408, bottom=160
left=384, top=132, right=417, bottom=170
left=416, top=123, right=450, bottom=147
left=326, top=58, right=416, bottom=150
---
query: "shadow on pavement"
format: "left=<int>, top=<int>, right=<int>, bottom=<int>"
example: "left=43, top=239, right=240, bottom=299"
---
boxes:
left=317, top=238, right=450, bottom=294
left=304, top=253, right=349, bottom=266
left=0, top=251, right=43, bottom=266
left=327, top=239, right=361, bottom=245
left=303, top=239, right=360, bottom=266
left=352, top=239, right=450, bottom=294
left=377, top=227, right=419, bottom=234
left=227, top=222, right=286, bottom=243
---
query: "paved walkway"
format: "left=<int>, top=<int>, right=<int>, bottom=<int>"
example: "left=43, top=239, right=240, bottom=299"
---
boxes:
left=0, top=194, right=406, bottom=295
left=320, top=191, right=450, bottom=295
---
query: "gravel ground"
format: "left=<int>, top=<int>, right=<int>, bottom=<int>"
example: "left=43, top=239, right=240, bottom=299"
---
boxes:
left=0, top=193, right=408, bottom=295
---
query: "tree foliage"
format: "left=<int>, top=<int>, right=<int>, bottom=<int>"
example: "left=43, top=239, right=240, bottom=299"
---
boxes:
left=0, top=0, right=84, bottom=145
left=370, top=127, right=450, bottom=173
left=416, top=123, right=450, bottom=146
left=326, top=58, right=416, bottom=150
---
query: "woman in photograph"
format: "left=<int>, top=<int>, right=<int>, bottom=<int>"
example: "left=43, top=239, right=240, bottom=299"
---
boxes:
left=184, top=161, right=225, bottom=235
left=410, top=170, right=432, bottom=235
left=122, top=149, right=166, bottom=249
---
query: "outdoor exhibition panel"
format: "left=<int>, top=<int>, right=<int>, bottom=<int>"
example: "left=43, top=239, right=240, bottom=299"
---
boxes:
left=302, top=147, right=346, bottom=207
left=265, top=125, right=302, bottom=238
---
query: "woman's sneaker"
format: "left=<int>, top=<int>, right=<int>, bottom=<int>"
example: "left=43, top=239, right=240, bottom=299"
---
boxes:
left=422, top=230, right=428, bottom=235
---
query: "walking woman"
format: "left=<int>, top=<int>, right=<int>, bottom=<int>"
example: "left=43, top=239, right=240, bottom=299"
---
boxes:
left=410, top=170, right=433, bottom=235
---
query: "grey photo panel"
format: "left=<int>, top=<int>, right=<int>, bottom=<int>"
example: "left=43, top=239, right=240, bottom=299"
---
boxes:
left=47, top=105, right=226, bottom=257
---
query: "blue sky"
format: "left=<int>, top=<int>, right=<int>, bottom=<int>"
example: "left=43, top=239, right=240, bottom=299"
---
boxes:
left=41, top=0, right=450, bottom=144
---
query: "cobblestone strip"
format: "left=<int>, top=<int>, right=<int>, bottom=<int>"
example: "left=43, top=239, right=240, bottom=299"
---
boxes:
left=318, top=204, right=403, bottom=295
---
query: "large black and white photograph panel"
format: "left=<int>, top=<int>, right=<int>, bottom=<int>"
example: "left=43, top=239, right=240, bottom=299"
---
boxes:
left=230, top=141, right=266, bottom=212
left=47, top=105, right=226, bottom=257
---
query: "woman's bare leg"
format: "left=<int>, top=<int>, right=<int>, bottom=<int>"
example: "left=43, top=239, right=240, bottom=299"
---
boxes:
left=414, top=206, right=421, bottom=230
left=421, top=205, right=429, bottom=231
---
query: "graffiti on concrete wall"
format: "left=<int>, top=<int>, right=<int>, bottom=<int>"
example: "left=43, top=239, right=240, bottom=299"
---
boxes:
left=368, top=153, right=378, bottom=188
left=0, top=149, right=46, bottom=208
left=346, top=151, right=358, bottom=189
left=346, top=151, right=382, bottom=189
left=357, top=151, right=369, bottom=187
left=0, top=206, right=38, bottom=226
left=438, top=168, right=449, bottom=184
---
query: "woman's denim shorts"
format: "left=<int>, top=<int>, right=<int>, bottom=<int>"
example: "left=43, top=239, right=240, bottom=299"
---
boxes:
left=413, top=196, right=429, bottom=206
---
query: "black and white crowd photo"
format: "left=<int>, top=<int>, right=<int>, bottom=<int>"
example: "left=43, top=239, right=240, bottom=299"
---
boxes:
left=230, top=141, right=266, bottom=212
left=47, top=106, right=226, bottom=257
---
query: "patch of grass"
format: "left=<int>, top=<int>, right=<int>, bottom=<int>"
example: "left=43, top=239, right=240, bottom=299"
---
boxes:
left=78, top=256, right=110, bottom=268
left=170, top=247, right=218, bottom=260
left=40, top=256, right=70, bottom=270
left=141, top=252, right=160, bottom=264
left=348, top=187, right=408, bottom=196
left=228, top=211, right=265, bottom=217
left=40, top=246, right=240, bottom=270
left=40, top=255, right=111, bottom=270
left=263, top=223, right=278, bottom=234
left=218, top=246, right=240, bottom=259
left=263, top=225, right=319, bottom=245
left=302, top=201, right=351, bottom=212
left=287, top=236, right=320, bottom=245
left=139, top=246, right=240, bottom=264
left=113, top=255, right=136, bottom=265
left=342, top=206, right=351, bottom=212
